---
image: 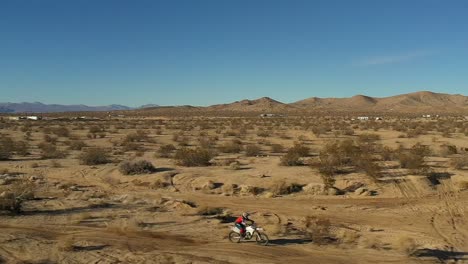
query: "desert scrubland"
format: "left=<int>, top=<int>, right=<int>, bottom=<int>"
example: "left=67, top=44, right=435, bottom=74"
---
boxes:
left=1, top=112, right=467, bottom=263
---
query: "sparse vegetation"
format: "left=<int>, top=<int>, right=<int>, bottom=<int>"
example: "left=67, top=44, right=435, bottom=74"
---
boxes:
left=174, top=147, right=215, bottom=166
left=78, top=148, right=111, bottom=165
left=119, top=160, right=156, bottom=175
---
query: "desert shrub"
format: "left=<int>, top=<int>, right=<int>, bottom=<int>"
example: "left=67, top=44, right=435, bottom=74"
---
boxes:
left=456, top=181, right=468, bottom=190
left=124, top=130, right=149, bottom=142
left=245, top=144, right=261, bottom=156
left=280, top=144, right=310, bottom=166
left=219, top=139, right=243, bottom=153
left=121, top=141, right=142, bottom=152
left=380, top=145, right=395, bottom=161
left=157, top=144, right=176, bottom=158
left=198, top=137, right=216, bottom=149
left=38, top=142, right=66, bottom=159
left=357, top=133, right=380, bottom=143
left=271, top=144, right=285, bottom=153
left=398, top=143, right=430, bottom=171
left=88, top=125, right=103, bottom=134
left=174, top=147, right=215, bottom=167
left=450, top=155, right=468, bottom=170
left=256, top=129, right=271, bottom=137
left=303, top=216, right=334, bottom=245
left=320, top=174, right=336, bottom=189
left=290, top=143, right=310, bottom=156
left=280, top=151, right=303, bottom=166
left=197, top=206, right=224, bottom=216
left=0, top=178, right=36, bottom=214
left=68, top=140, right=87, bottom=150
left=0, top=136, right=15, bottom=160
left=15, top=141, right=29, bottom=156
left=353, top=154, right=381, bottom=181
left=270, top=181, right=303, bottom=195
left=52, top=126, right=70, bottom=137
left=78, top=148, right=111, bottom=165
left=439, top=144, right=457, bottom=156
left=43, top=134, right=57, bottom=144
left=119, top=160, right=156, bottom=175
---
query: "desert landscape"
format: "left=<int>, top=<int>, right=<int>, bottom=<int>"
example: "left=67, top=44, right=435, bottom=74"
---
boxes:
left=1, top=92, right=467, bottom=264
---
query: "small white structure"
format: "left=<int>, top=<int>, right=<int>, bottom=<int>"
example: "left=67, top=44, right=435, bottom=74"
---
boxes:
left=422, top=114, right=431, bottom=118
left=26, top=116, right=41, bottom=120
left=260, top=113, right=276, bottom=118
left=375, top=117, right=383, bottom=121
left=8, top=116, right=20, bottom=121
left=357, top=116, right=369, bottom=120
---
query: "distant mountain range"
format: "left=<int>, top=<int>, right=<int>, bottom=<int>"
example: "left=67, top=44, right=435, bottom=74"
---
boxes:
left=2, top=91, right=467, bottom=114
left=0, top=102, right=158, bottom=113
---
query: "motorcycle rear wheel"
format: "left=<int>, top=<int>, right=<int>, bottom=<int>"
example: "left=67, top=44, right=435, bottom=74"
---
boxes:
left=229, top=231, right=241, bottom=243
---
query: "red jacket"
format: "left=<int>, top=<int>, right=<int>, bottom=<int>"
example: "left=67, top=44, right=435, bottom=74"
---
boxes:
left=235, top=216, right=244, bottom=225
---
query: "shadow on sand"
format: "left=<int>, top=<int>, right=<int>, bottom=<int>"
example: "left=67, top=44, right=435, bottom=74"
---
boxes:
left=413, top=248, right=468, bottom=261
left=268, top=238, right=313, bottom=246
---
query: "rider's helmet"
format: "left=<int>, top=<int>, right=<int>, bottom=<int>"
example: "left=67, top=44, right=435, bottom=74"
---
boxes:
left=242, top=212, right=250, bottom=219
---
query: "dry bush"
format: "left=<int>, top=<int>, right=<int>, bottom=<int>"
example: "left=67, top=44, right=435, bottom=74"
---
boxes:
left=174, top=147, right=215, bottom=167
left=221, top=183, right=237, bottom=195
left=0, top=136, right=15, bottom=160
left=119, top=160, right=156, bottom=175
left=303, top=216, right=334, bottom=245
left=450, top=155, right=468, bottom=170
left=280, top=144, right=310, bottom=166
left=151, top=179, right=169, bottom=189
left=78, top=148, right=111, bottom=165
left=68, top=140, right=87, bottom=150
left=439, top=144, right=458, bottom=156
left=0, top=178, right=36, bottom=214
left=124, top=130, right=149, bottom=142
left=219, top=139, right=243, bottom=153
left=44, top=134, right=59, bottom=144
left=121, top=141, right=142, bottom=152
left=239, top=185, right=264, bottom=196
left=454, top=180, right=468, bottom=191
left=197, top=206, right=224, bottom=216
left=157, top=144, right=176, bottom=158
left=256, top=129, right=271, bottom=137
left=38, top=142, right=66, bottom=159
left=271, top=143, right=285, bottom=153
left=245, top=144, right=261, bottom=156
left=393, top=235, right=419, bottom=255
left=52, top=126, right=70, bottom=137
left=270, top=181, right=303, bottom=196
left=319, top=174, right=336, bottom=189
left=15, top=141, right=29, bottom=156
left=398, top=143, right=430, bottom=171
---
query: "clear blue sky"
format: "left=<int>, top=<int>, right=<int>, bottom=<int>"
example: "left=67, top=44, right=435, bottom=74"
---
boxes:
left=1, top=0, right=467, bottom=106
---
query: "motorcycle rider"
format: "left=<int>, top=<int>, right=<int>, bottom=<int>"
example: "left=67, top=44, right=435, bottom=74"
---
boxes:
left=235, top=212, right=253, bottom=237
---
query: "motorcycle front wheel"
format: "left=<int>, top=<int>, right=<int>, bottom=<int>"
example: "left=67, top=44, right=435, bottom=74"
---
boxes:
left=228, top=231, right=241, bottom=243
left=256, top=233, right=269, bottom=246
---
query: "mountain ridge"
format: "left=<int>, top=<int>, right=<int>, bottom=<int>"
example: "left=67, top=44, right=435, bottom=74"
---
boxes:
left=2, top=91, right=467, bottom=114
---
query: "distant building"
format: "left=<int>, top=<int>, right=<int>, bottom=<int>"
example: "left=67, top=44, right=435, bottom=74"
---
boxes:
left=375, top=117, right=383, bottom=121
left=26, top=116, right=42, bottom=120
left=357, top=116, right=369, bottom=120
left=8, top=116, right=20, bottom=121
left=422, top=114, right=431, bottom=118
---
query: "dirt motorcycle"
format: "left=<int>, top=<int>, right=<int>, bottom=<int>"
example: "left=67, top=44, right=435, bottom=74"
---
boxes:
left=228, top=224, right=269, bottom=246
